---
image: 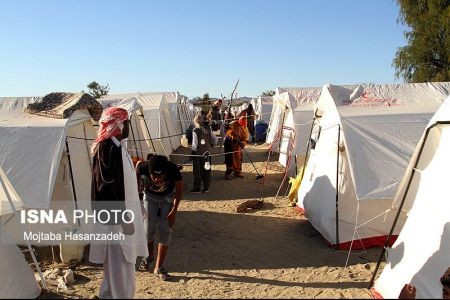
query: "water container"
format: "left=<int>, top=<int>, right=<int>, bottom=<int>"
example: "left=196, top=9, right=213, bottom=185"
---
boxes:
left=255, top=122, right=268, bottom=142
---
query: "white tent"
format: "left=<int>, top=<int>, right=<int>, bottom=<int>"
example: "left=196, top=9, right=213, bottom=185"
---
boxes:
left=297, top=82, right=450, bottom=249
left=266, top=87, right=321, bottom=175
left=0, top=167, right=42, bottom=298
left=100, top=92, right=190, bottom=158
left=251, top=96, right=273, bottom=124
left=0, top=94, right=99, bottom=259
left=373, top=95, right=450, bottom=298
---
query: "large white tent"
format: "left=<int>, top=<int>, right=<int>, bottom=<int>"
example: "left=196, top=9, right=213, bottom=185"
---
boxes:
left=266, top=87, right=321, bottom=175
left=373, top=95, right=450, bottom=298
left=249, top=96, right=273, bottom=124
left=100, top=92, right=190, bottom=158
left=0, top=94, right=99, bottom=261
left=296, top=82, right=450, bottom=250
left=0, top=166, right=42, bottom=299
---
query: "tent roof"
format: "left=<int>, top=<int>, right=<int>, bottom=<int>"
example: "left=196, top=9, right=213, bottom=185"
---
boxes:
left=319, top=82, right=450, bottom=201
left=325, top=83, right=450, bottom=117
left=25, top=92, right=103, bottom=120
left=276, top=87, right=321, bottom=111
left=101, top=92, right=181, bottom=107
left=97, top=97, right=142, bottom=115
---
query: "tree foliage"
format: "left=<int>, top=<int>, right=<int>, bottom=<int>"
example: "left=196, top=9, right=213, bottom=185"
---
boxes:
left=202, top=93, right=210, bottom=101
left=86, top=81, right=110, bottom=99
left=193, top=93, right=210, bottom=101
left=262, top=90, right=275, bottom=96
left=393, top=0, right=450, bottom=82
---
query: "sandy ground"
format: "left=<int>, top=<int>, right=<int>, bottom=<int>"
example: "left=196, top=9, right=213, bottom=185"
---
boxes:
left=38, top=144, right=383, bottom=299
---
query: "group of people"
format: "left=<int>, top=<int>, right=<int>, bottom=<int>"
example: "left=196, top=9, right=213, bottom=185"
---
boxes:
left=189, top=100, right=257, bottom=191
left=89, top=102, right=257, bottom=298
left=90, top=107, right=183, bottom=298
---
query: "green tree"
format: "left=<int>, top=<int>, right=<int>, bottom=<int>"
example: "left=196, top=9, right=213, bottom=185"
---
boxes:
left=86, top=81, right=110, bottom=98
left=193, top=93, right=210, bottom=102
left=262, top=90, right=275, bottom=96
left=393, top=0, right=450, bottom=82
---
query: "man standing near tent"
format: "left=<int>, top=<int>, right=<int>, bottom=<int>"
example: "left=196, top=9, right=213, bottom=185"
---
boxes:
left=90, top=107, right=148, bottom=299
left=224, top=115, right=249, bottom=179
left=136, top=154, right=183, bottom=281
left=190, top=113, right=218, bottom=193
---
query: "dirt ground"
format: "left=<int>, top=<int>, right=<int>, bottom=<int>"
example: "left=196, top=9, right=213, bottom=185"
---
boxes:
left=37, top=144, right=382, bottom=299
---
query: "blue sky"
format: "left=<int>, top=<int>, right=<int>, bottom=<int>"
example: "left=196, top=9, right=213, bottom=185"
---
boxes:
left=0, top=0, right=406, bottom=98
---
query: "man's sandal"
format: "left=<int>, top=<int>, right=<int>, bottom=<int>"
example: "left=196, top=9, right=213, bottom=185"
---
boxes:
left=153, top=267, right=171, bottom=281
left=135, top=256, right=154, bottom=271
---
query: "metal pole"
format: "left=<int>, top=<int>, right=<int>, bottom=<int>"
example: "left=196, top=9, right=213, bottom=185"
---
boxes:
left=65, top=139, right=79, bottom=209
left=176, top=102, right=183, bottom=135
left=134, top=114, right=145, bottom=160
left=128, top=115, right=142, bottom=160
left=141, top=108, right=156, bottom=153
left=65, top=138, right=82, bottom=233
left=82, top=123, right=93, bottom=173
left=161, top=107, right=174, bottom=153
left=368, top=122, right=447, bottom=288
left=300, top=116, right=317, bottom=181
left=278, top=109, right=287, bottom=153
left=335, top=124, right=341, bottom=249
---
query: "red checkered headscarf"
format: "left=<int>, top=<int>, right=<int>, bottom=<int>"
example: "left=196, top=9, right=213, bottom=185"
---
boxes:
left=91, top=107, right=129, bottom=155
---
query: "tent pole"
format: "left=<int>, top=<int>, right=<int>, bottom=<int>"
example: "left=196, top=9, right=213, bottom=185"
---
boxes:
left=185, top=102, right=192, bottom=131
left=179, top=103, right=186, bottom=133
left=82, top=123, right=93, bottom=173
left=140, top=108, right=156, bottom=153
left=65, top=139, right=79, bottom=209
left=278, top=109, right=287, bottom=153
left=65, top=139, right=82, bottom=234
left=300, top=115, right=317, bottom=181
left=368, top=122, right=445, bottom=288
left=134, top=114, right=145, bottom=161
left=0, top=170, right=48, bottom=290
left=335, top=124, right=341, bottom=249
left=161, top=107, right=174, bottom=154
left=176, top=101, right=183, bottom=136
left=128, top=115, right=141, bottom=160
left=284, top=129, right=298, bottom=196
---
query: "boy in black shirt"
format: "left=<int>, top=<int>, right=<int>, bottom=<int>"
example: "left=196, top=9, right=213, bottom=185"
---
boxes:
left=136, top=155, right=183, bottom=280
